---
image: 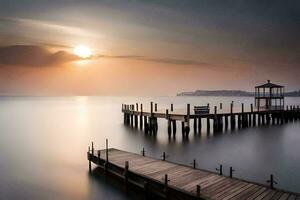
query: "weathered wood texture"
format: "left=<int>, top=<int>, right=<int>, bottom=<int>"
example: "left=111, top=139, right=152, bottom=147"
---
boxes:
left=88, top=148, right=299, bottom=200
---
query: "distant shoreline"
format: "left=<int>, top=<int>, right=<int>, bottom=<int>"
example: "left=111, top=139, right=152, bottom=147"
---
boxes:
left=177, top=90, right=300, bottom=97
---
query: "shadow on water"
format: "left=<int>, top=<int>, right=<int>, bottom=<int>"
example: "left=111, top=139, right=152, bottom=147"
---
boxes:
left=88, top=167, right=163, bottom=200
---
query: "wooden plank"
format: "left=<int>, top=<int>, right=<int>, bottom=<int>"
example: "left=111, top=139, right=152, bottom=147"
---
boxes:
left=206, top=179, right=241, bottom=197
left=279, top=193, right=292, bottom=200
left=258, top=190, right=276, bottom=200
left=219, top=183, right=254, bottom=200
left=229, top=185, right=261, bottom=200
left=202, top=178, right=238, bottom=194
left=271, top=192, right=284, bottom=200
left=246, top=187, right=268, bottom=200
left=211, top=182, right=248, bottom=199
left=89, top=149, right=299, bottom=200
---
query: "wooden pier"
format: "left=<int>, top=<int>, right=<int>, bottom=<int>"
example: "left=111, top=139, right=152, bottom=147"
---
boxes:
left=122, top=103, right=300, bottom=137
left=87, top=147, right=300, bottom=200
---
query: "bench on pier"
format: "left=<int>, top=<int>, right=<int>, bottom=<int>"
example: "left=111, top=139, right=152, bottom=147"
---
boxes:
left=194, top=105, right=210, bottom=114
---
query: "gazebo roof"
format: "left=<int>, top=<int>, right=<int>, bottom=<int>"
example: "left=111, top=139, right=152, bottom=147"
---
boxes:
left=255, top=80, right=284, bottom=88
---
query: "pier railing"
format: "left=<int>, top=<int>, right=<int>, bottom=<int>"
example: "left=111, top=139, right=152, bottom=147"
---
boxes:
left=121, top=102, right=300, bottom=137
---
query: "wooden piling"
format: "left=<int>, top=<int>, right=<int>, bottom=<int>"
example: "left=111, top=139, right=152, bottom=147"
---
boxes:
left=225, top=116, right=228, bottom=130
left=197, top=117, right=202, bottom=133
left=166, top=109, right=171, bottom=137
left=230, top=167, right=234, bottom=178
left=140, top=104, right=143, bottom=130
left=124, top=161, right=129, bottom=185
left=193, top=117, right=197, bottom=133
left=172, top=120, right=177, bottom=136
left=196, top=185, right=201, bottom=198
left=207, top=118, right=210, bottom=133
left=88, top=146, right=91, bottom=172
left=216, top=164, right=223, bottom=175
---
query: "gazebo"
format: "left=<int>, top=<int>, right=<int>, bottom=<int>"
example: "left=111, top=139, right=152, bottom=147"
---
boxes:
left=254, top=80, right=284, bottom=110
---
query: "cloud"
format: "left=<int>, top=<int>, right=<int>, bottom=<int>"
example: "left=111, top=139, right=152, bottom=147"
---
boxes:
left=0, top=45, right=79, bottom=67
left=98, top=54, right=226, bottom=69
left=0, top=17, right=100, bottom=39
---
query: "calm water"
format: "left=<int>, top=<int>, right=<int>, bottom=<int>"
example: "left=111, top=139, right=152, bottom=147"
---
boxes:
left=0, top=96, right=300, bottom=200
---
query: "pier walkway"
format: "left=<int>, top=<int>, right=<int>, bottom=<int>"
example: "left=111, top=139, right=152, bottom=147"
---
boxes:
left=87, top=148, right=300, bottom=200
left=122, top=103, right=300, bottom=137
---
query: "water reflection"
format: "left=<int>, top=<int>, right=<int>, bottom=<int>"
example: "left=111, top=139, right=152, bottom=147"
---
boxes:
left=0, top=96, right=299, bottom=200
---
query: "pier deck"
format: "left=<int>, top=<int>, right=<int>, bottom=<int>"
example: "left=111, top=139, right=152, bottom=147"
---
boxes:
left=88, top=148, right=300, bottom=200
left=122, top=103, right=300, bottom=137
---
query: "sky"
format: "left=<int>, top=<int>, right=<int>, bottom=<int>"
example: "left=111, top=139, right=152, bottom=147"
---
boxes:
left=0, top=0, right=299, bottom=96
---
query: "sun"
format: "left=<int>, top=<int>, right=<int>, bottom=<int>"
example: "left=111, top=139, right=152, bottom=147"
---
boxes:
left=73, top=45, right=92, bottom=58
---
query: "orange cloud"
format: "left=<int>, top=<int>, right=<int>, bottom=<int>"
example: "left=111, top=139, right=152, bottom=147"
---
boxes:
left=0, top=45, right=79, bottom=67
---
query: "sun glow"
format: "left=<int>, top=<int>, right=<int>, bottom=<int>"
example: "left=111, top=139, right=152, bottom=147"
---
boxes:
left=73, top=45, right=92, bottom=58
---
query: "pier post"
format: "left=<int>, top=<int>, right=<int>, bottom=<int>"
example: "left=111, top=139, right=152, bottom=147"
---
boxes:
left=150, top=102, right=153, bottom=133
left=230, top=167, right=235, bottom=178
left=216, top=164, right=223, bottom=175
left=92, top=141, right=94, bottom=155
left=134, top=112, right=138, bottom=128
left=88, top=146, right=91, bottom=172
left=241, top=103, right=246, bottom=128
left=271, top=113, right=275, bottom=125
left=181, top=121, right=185, bottom=135
left=164, top=174, right=169, bottom=194
left=153, top=117, right=158, bottom=134
left=166, top=109, right=171, bottom=137
left=155, top=103, right=157, bottom=112
left=220, top=103, right=223, bottom=110
left=230, top=103, right=235, bottom=130
left=194, top=117, right=197, bottom=134
left=213, top=106, right=218, bottom=133
left=266, top=113, right=270, bottom=125
left=196, top=185, right=201, bottom=198
left=123, top=104, right=126, bottom=124
left=238, top=114, right=241, bottom=129
left=258, top=114, right=261, bottom=126
left=207, top=118, right=210, bottom=133
left=150, top=102, right=153, bottom=114
left=105, top=139, right=109, bottom=171
left=198, top=117, right=202, bottom=133
left=130, top=106, right=134, bottom=127
left=225, top=115, right=228, bottom=130
left=124, top=161, right=129, bottom=185
left=172, top=120, right=177, bottom=136
left=267, top=174, right=277, bottom=189
left=185, top=104, right=191, bottom=136
left=140, top=104, right=143, bottom=130
left=171, top=104, right=174, bottom=112
left=97, top=150, right=101, bottom=164
left=193, top=159, right=196, bottom=169
left=144, top=116, right=148, bottom=134
left=242, top=103, right=244, bottom=113
left=250, top=104, right=253, bottom=126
